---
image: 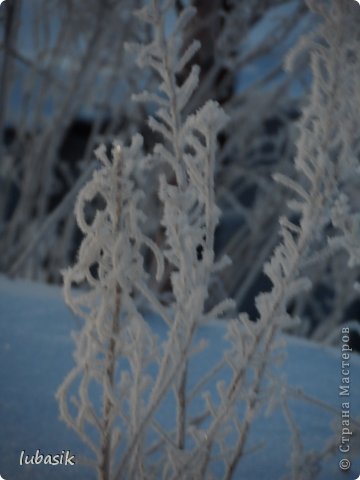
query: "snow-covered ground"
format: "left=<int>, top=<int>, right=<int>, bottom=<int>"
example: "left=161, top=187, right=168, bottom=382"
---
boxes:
left=0, top=275, right=359, bottom=480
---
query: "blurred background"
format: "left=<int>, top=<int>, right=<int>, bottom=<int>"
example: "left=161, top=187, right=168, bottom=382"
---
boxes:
left=0, top=0, right=359, bottom=349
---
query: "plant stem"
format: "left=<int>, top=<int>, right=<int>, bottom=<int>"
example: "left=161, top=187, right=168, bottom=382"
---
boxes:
left=176, top=361, right=187, bottom=449
left=99, top=283, right=121, bottom=480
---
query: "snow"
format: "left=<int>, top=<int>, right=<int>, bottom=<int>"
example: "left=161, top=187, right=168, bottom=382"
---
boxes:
left=0, top=275, right=359, bottom=479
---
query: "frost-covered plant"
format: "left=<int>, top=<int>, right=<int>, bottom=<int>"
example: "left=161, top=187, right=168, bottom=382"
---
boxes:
left=153, top=0, right=360, bottom=476
left=115, top=1, right=238, bottom=477
left=56, top=138, right=165, bottom=480
left=57, top=0, right=233, bottom=477
left=277, top=0, right=360, bottom=343
left=58, top=0, right=360, bottom=479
